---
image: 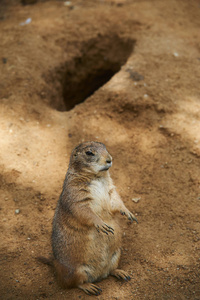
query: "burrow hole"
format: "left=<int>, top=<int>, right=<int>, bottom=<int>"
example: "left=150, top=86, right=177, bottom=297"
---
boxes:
left=48, top=35, right=135, bottom=111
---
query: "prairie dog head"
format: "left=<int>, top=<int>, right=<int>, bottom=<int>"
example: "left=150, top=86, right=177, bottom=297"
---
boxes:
left=69, top=142, right=112, bottom=174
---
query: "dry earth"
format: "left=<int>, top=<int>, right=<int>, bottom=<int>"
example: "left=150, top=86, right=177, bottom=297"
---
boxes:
left=0, top=0, right=200, bottom=299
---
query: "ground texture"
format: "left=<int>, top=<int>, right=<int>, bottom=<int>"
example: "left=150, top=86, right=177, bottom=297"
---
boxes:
left=0, top=0, right=200, bottom=299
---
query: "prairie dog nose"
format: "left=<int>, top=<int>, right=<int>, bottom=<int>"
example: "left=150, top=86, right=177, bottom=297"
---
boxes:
left=106, top=155, right=112, bottom=164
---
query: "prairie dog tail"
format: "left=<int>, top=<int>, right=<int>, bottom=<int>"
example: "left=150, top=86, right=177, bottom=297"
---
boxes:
left=37, top=256, right=53, bottom=266
left=37, top=256, right=79, bottom=288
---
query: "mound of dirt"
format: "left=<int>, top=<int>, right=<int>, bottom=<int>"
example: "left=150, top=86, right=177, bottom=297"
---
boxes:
left=0, top=0, right=200, bottom=299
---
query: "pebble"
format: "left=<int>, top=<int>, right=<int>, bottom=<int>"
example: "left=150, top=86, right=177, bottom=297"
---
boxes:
left=127, top=70, right=144, bottom=81
left=20, top=18, right=32, bottom=26
left=15, top=209, right=20, bottom=214
left=132, top=197, right=141, bottom=203
left=173, top=52, right=179, bottom=57
left=64, top=1, right=71, bottom=5
left=64, top=1, right=74, bottom=9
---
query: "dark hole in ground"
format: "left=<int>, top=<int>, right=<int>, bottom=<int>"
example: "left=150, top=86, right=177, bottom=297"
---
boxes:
left=47, top=35, right=135, bottom=111
left=63, top=65, right=120, bottom=111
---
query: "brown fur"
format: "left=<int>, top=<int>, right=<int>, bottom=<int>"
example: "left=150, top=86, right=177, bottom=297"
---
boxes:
left=50, top=141, right=137, bottom=295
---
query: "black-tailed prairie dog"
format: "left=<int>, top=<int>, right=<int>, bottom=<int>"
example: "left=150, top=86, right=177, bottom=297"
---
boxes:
left=51, top=141, right=138, bottom=295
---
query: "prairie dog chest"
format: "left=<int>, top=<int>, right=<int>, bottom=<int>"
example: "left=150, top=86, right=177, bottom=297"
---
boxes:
left=89, top=177, right=111, bottom=214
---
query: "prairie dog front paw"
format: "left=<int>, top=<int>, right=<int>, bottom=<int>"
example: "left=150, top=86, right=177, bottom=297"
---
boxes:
left=95, top=221, right=114, bottom=235
left=120, top=210, right=138, bottom=224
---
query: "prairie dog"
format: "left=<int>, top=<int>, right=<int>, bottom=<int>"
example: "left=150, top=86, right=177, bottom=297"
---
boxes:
left=51, top=141, right=137, bottom=295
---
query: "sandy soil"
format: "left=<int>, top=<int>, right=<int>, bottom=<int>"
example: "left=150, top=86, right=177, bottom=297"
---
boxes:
left=0, top=0, right=200, bottom=299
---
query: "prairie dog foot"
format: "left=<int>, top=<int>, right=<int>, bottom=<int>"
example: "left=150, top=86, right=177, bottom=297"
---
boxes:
left=95, top=221, right=114, bottom=235
left=78, top=283, right=102, bottom=296
left=110, top=269, right=131, bottom=281
left=120, top=210, right=138, bottom=224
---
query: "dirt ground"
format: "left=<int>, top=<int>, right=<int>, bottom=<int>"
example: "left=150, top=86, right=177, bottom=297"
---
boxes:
left=0, top=0, right=200, bottom=299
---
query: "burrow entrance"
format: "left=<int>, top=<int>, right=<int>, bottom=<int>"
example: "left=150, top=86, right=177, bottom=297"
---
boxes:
left=48, top=35, right=135, bottom=111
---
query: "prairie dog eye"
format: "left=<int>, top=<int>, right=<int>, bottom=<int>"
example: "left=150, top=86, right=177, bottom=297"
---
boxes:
left=86, top=151, right=95, bottom=156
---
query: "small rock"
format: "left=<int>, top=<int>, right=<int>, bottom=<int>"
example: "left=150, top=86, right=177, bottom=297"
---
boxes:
left=173, top=52, right=179, bottom=57
left=2, top=57, right=7, bottom=64
left=20, top=18, right=32, bottom=26
left=64, top=1, right=71, bottom=5
left=15, top=209, right=20, bottom=214
left=126, top=69, right=144, bottom=81
left=132, top=197, right=141, bottom=203
left=64, top=1, right=74, bottom=9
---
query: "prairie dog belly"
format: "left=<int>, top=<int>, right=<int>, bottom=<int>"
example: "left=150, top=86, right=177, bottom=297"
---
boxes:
left=85, top=178, right=122, bottom=280
left=86, top=221, right=121, bottom=281
left=88, top=176, right=122, bottom=248
left=89, top=177, right=111, bottom=217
